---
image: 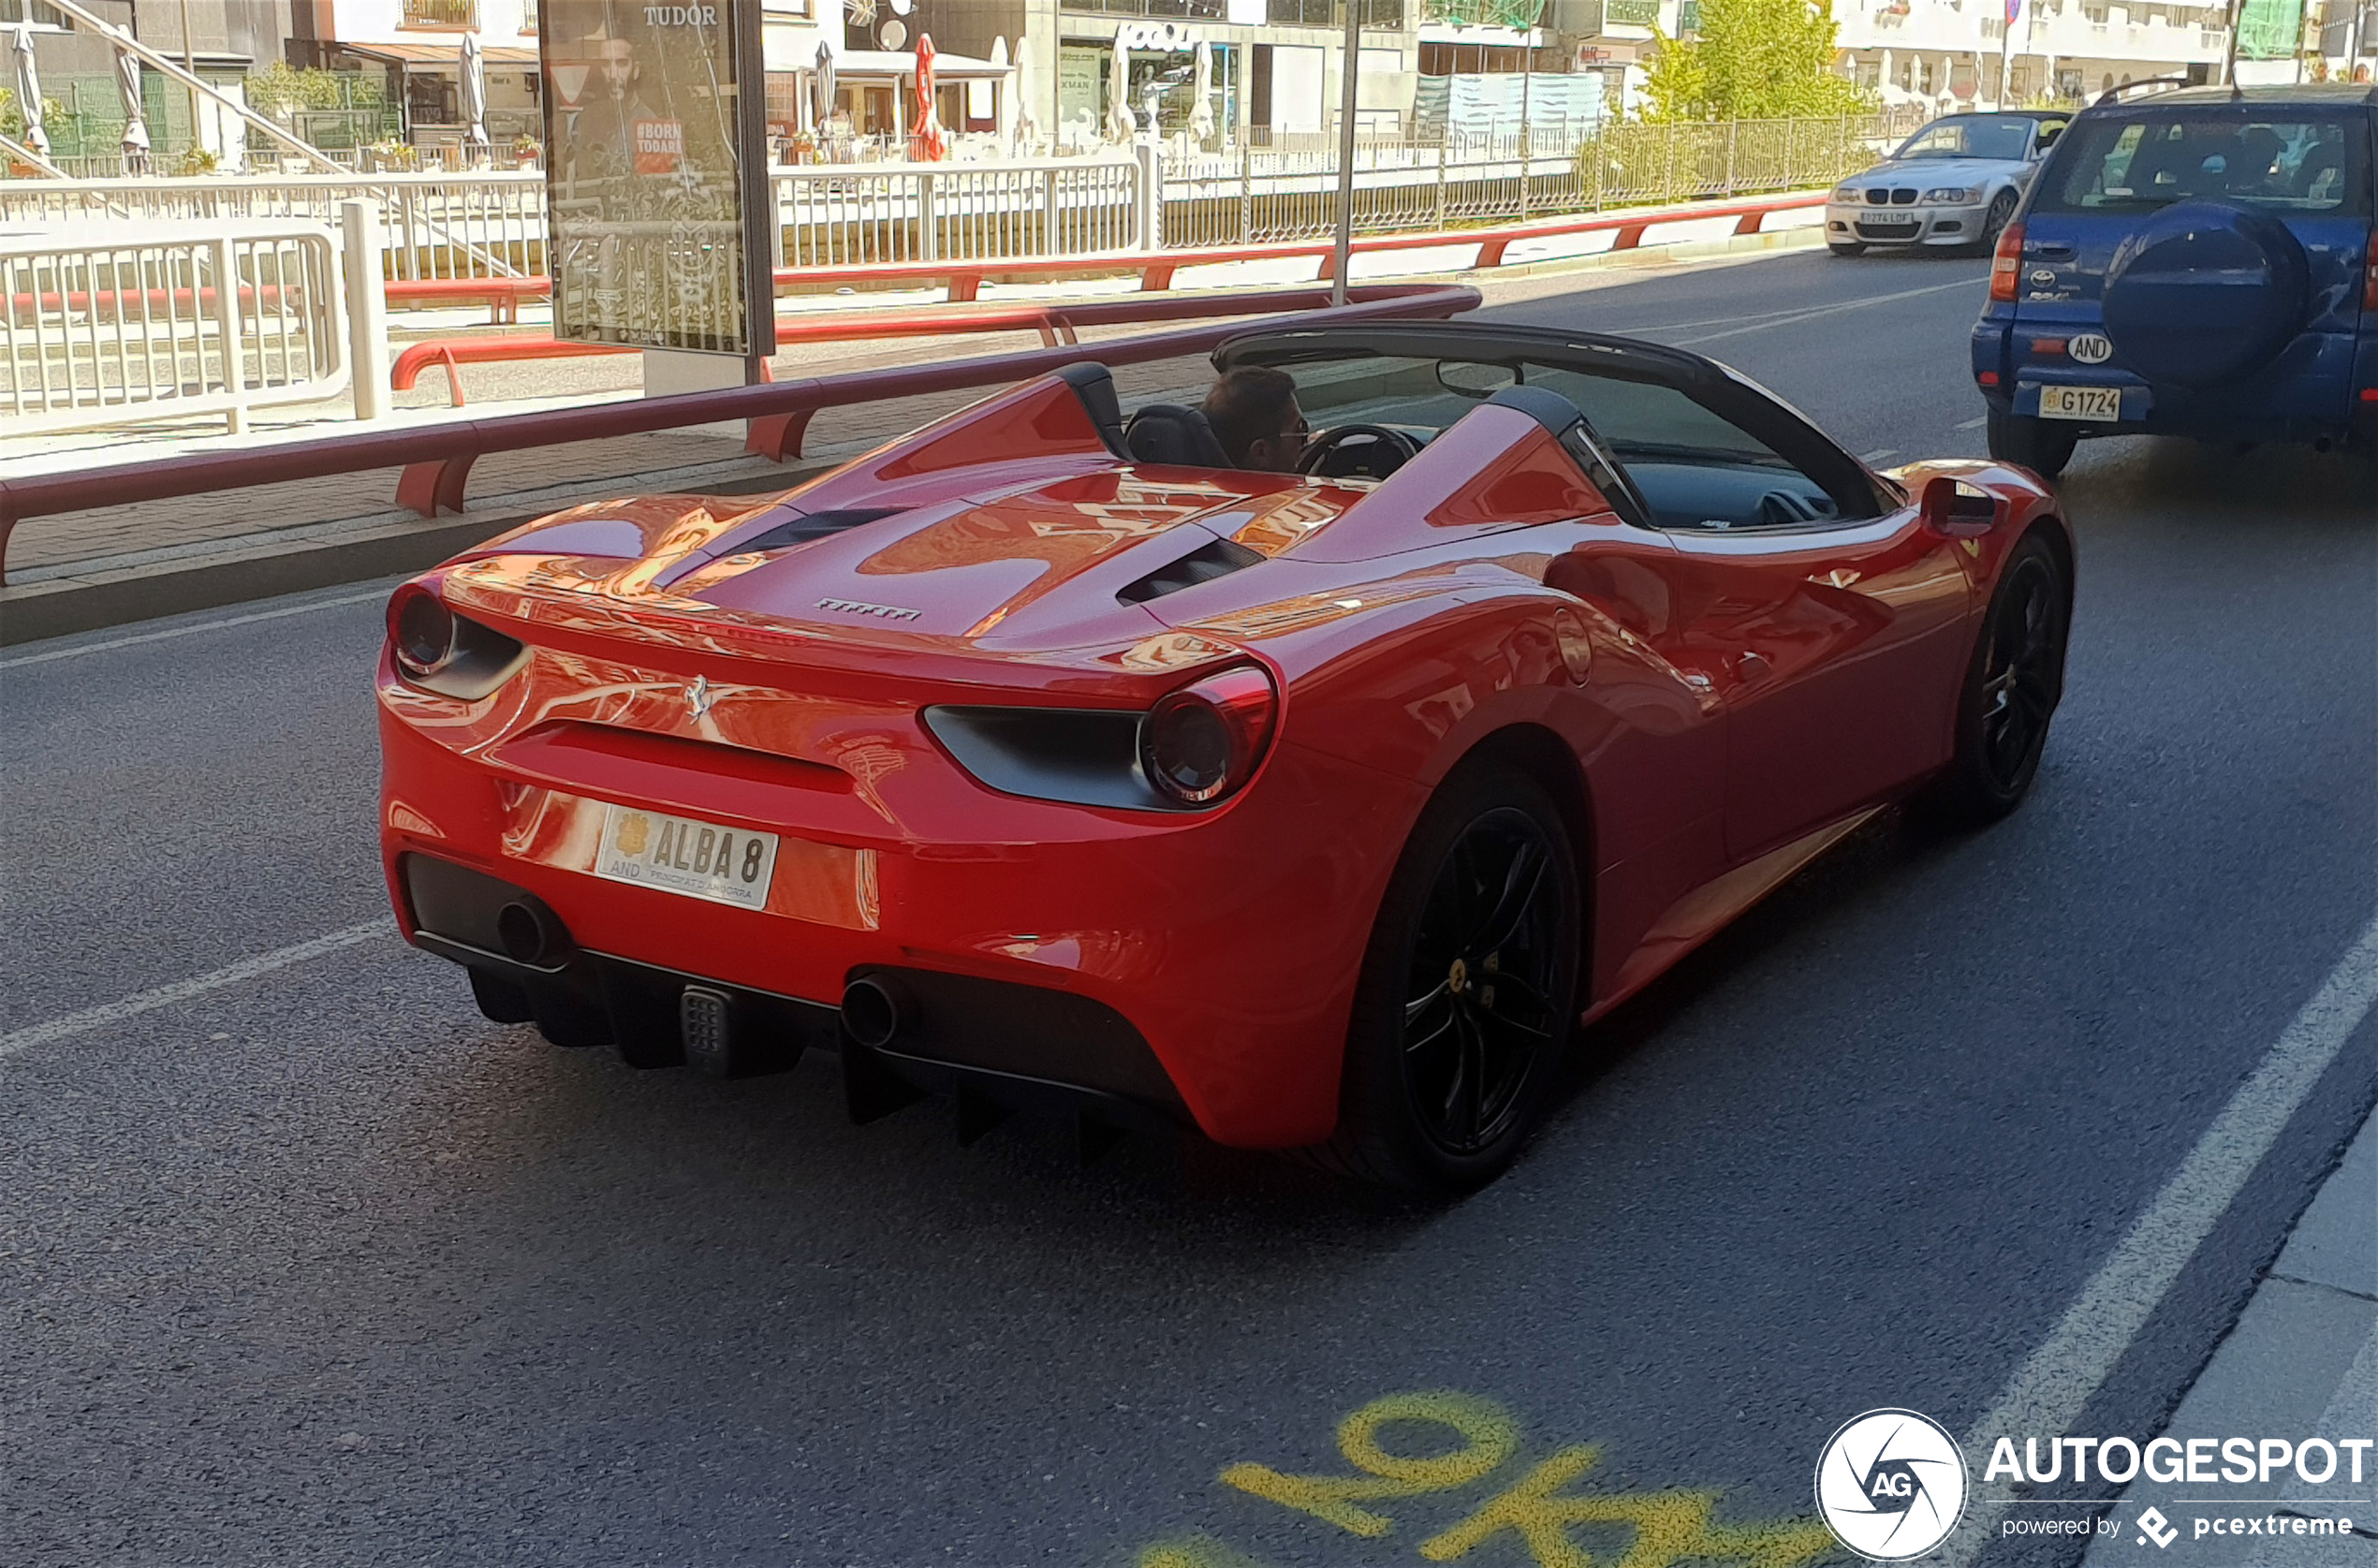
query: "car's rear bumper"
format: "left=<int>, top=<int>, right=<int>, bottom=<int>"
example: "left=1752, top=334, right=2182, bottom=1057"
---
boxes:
left=1970, top=313, right=2370, bottom=443
left=378, top=687, right=1427, bottom=1150
left=1828, top=202, right=1987, bottom=247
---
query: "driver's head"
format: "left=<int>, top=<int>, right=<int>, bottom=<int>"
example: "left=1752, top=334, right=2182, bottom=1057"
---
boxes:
left=1204, top=367, right=1307, bottom=473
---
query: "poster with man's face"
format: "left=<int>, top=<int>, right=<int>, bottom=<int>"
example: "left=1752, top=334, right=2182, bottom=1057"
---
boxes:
left=540, top=0, right=765, bottom=355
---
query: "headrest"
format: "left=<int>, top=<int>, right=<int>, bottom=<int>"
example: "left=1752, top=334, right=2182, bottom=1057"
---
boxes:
left=1123, top=403, right=1234, bottom=469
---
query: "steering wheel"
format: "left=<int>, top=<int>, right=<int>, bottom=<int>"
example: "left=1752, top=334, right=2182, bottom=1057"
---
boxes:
left=1297, top=423, right=1423, bottom=480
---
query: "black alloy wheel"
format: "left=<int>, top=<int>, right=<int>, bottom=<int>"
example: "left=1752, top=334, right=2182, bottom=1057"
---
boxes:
left=1317, top=766, right=1580, bottom=1193
left=1923, top=535, right=2069, bottom=825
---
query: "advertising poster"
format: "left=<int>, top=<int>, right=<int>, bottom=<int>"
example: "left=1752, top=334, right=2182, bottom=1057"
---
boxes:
left=538, top=0, right=773, bottom=356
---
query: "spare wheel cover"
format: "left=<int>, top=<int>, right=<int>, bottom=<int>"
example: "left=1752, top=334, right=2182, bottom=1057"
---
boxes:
left=2100, top=199, right=2310, bottom=388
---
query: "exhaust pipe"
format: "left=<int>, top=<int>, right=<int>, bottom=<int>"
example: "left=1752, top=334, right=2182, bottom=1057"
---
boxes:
left=840, top=975, right=906, bottom=1050
left=494, top=898, right=568, bottom=967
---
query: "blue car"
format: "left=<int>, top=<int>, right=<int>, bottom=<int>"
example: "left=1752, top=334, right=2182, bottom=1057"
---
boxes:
left=1971, top=81, right=2378, bottom=478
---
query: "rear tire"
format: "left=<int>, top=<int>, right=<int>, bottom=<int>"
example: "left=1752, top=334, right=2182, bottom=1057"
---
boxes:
left=1313, top=764, right=1581, bottom=1194
left=1828, top=240, right=1867, bottom=256
left=1920, top=534, right=2070, bottom=826
left=1987, top=409, right=2078, bottom=480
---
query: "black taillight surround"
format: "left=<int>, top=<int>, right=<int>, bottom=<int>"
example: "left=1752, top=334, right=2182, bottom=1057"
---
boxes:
left=922, top=664, right=1280, bottom=813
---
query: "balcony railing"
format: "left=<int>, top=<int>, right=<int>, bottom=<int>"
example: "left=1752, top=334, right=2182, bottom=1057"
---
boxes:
left=1604, top=0, right=1661, bottom=25
left=1423, top=0, right=1545, bottom=23
left=401, top=0, right=478, bottom=29
left=1267, top=0, right=1405, bottom=25
left=1064, top=0, right=1230, bottom=15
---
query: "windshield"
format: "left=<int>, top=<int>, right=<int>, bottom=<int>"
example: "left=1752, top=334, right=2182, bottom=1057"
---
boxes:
left=2038, top=113, right=2371, bottom=214
left=1892, top=114, right=2041, bottom=162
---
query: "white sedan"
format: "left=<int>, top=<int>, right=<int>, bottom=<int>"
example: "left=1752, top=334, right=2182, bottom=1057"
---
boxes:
left=1825, top=110, right=2069, bottom=255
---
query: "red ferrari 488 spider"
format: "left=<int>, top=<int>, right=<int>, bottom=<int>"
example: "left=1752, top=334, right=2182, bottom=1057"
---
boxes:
left=378, top=322, right=2072, bottom=1191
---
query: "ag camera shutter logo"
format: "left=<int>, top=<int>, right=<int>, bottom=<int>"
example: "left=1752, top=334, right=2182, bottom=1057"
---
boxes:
left=1814, top=1409, right=1969, bottom=1561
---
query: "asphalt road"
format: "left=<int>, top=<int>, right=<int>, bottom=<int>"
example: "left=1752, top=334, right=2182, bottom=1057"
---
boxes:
left=4, top=245, right=2374, bottom=1568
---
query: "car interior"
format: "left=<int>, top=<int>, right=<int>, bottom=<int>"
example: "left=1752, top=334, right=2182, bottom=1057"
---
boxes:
left=1119, top=340, right=1893, bottom=534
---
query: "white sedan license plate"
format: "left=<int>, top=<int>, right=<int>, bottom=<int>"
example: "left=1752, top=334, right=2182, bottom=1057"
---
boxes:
left=2038, top=385, right=2123, bottom=421
left=593, top=804, right=777, bottom=909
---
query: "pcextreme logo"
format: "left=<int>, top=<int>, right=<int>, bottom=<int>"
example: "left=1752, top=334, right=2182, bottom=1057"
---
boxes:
left=1813, top=1409, right=1970, bottom=1561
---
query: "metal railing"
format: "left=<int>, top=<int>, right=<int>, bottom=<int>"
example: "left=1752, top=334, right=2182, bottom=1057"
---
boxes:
left=0, top=286, right=1481, bottom=584
left=1, top=113, right=1906, bottom=286
left=773, top=155, right=1146, bottom=267
left=0, top=170, right=543, bottom=279
left=1161, top=114, right=1906, bottom=247
left=0, top=218, right=350, bottom=434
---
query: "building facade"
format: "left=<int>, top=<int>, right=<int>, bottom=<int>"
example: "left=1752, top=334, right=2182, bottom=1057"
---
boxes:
left=1834, top=0, right=2227, bottom=110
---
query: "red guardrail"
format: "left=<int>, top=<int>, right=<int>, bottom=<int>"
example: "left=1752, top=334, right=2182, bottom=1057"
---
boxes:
left=380, top=190, right=1825, bottom=317
left=0, top=286, right=1480, bottom=587
left=390, top=285, right=1448, bottom=406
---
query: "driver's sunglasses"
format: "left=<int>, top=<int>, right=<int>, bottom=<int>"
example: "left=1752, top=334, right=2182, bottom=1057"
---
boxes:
left=1284, top=416, right=1313, bottom=442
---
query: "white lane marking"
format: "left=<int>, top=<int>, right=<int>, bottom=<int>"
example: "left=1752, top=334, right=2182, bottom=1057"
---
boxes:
left=1957, top=414, right=1990, bottom=431
left=1944, top=912, right=2378, bottom=1565
left=0, top=587, right=389, bottom=671
left=0, top=921, right=389, bottom=1063
left=1861, top=448, right=1900, bottom=463
left=1663, top=278, right=1980, bottom=347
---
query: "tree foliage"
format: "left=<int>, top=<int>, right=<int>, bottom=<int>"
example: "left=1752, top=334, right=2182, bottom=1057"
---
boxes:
left=1639, top=0, right=1870, bottom=122
left=244, top=62, right=382, bottom=114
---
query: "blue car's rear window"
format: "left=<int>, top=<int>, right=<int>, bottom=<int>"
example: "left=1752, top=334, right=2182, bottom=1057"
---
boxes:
left=2036, top=112, right=2371, bottom=216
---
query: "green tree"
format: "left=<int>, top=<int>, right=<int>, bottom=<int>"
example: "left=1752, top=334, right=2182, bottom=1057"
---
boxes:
left=244, top=62, right=381, bottom=115
left=1639, top=0, right=1869, bottom=121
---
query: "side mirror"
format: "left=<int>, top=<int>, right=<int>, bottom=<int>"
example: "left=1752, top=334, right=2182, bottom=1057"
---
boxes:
left=1921, top=476, right=2004, bottom=535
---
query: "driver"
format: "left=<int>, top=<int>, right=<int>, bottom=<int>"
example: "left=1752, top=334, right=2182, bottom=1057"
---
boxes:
left=1203, top=367, right=1310, bottom=473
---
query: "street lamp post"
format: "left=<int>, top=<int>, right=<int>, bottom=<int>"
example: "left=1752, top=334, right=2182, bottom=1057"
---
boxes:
left=1331, top=0, right=1359, bottom=307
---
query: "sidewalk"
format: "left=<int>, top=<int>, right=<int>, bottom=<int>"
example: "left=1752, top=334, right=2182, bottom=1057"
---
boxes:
left=2085, top=1110, right=2377, bottom=1566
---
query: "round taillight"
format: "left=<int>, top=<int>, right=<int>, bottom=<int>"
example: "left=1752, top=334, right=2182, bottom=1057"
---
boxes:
left=391, top=587, right=456, bottom=676
left=1139, top=665, right=1278, bottom=806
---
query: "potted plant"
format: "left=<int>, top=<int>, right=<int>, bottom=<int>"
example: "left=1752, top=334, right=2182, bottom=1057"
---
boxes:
left=511, top=132, right=539, bottom=169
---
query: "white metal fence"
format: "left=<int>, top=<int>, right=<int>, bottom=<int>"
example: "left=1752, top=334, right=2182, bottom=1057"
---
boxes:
left=0, top=172, right=544, bottom=281
left=0, top=220, right=351, bottom=434
left=1161, top=113, right=1930, bottom=247
left=774, top=155, right=1148, bottom=266
left=0, top=111, right=1933, bottom=291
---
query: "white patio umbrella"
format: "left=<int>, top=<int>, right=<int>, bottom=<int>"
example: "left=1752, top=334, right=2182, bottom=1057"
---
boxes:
left=459, top=32, right=490, bottom=160
left=812, top=38, right=836, bottom=136
left=114, top=44, right=148, bottom=172
left=1190, top=38, right=1215, bottom=147
left=1105, top=24, right=1134, bottom=141
left=10, top=23, right=47, bottom=157
left=1007, top=36, right=1037, bottom=149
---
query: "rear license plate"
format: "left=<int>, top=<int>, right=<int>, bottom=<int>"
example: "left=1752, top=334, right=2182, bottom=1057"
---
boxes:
left=2038, top=385, right=2122, bottom=421
left=593, top=804, right=777, bottom=909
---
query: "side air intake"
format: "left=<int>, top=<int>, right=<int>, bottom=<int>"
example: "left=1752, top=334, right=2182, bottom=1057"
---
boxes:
left=1115, top=537, right=1265, bottom=605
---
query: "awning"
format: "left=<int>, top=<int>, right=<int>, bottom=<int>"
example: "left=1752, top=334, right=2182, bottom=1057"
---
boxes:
left=818, top=50, right=1012, bottom=81
left=334, top=41, right=541, bottom=69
